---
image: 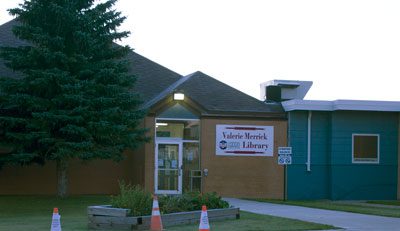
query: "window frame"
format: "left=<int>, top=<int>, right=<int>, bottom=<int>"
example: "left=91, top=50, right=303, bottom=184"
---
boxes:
left=155, top=118, right=200, bottom=141
left=352, top=133, right=380, bottom=164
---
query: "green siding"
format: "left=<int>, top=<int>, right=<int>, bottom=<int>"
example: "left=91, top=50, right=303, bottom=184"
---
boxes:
left=288, top=110, right=398, bottom=200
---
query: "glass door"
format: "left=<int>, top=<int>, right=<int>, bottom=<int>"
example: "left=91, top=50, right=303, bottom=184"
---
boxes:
left=182, top=142, right=201, bottom=192
left=155, top=141, right=182, bottom=194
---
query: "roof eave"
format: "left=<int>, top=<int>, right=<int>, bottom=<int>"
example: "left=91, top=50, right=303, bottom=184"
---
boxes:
left=282, top=99, right=400, bottom=112
left=201, top=110, right=287, bottom=119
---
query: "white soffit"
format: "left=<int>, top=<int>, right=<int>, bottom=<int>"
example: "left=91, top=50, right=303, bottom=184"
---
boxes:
left=282, top=99, right=400, bottom=112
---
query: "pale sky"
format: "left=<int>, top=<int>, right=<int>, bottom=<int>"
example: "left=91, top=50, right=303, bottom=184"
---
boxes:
left=1, top=0, right=400, bottom=101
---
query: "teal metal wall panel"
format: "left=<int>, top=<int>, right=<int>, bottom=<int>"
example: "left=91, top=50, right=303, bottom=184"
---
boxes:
left=329, top=111, right=398, bottom=199
left=288, top=111, right=308, bottom=163
left=287, top=111, right=331, bottom=199
left=287, top=110, right=398, bottom=200
left=287, top=165, right=330, bottom=200
left=331, top=165, right=397, bottom=200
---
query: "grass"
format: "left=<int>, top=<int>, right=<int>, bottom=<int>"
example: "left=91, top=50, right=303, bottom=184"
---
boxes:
left=0, top=195, right=110, bottom=231
left=168, top=211, right=336, bottom=231
left=367, top=200, right=400, bottom=206
left=250, top=199, right=400, bottom=218
left=0, top=195, right=336, bottom=231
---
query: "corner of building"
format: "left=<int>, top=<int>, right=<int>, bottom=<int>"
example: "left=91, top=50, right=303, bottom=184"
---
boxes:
left=398, top=112, right=400, bottom=200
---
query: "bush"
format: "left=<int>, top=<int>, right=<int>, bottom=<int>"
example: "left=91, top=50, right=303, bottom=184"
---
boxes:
left=188, top=191, right=230, bottom=210
left=110, top=182, right=152, bottom=216
left=159, top=191, right=229, bottom=214
left=111, top=183, right=229, bottom=216
left=202, top=192, right=230, bottom=209
left=158, top=194, right=194, bottom=214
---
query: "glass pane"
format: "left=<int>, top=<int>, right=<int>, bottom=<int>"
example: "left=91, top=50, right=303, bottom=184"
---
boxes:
left=156, top=120, right=199, bottom=140
left=158, top=170, right=179, bottom=191
left=354, top=135, right=378, bottom=160
left=157, top=144, right=179, bottom=191
left=191, top=177, right=201, bottom=192
left=183, top=121, right=200, bottom=140
left=182, top=143, right=201, bottom=192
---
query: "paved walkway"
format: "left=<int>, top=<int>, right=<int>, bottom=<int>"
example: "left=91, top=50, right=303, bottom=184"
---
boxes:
left=224, top=198, right=400, bottom=231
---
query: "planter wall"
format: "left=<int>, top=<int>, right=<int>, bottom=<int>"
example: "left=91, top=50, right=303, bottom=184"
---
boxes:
left=88, top=205, right=240, bottom=230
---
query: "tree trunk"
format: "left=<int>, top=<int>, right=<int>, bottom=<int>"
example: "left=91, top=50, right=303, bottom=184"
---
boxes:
left=56, top=159, right=68, bottom=198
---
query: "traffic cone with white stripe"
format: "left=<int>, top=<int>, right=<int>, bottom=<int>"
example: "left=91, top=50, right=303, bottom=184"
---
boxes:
left=198, top=205, right=210, bottom=231
left=150, top=195, right=163, bottom=231
left=50, top=207, right=62, bottom=231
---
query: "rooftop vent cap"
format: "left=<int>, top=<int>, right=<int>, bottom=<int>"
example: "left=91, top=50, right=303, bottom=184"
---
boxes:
left=260, top=80, right=313, bottom=101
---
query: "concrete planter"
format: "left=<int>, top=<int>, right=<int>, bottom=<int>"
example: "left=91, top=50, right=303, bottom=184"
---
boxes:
left=88, top=205, right=240, bottom=230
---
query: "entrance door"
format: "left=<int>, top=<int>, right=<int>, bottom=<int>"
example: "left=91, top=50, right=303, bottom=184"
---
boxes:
left=155, top=141, right=183, bottom=194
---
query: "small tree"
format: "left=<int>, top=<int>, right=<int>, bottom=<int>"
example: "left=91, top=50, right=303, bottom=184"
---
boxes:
left=0, top=0, right=147, bottom=197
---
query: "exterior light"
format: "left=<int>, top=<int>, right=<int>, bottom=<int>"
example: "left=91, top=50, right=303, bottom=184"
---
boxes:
left=156, top=123, right=168, bottom=127
left=173, top=92, right=185, bottom=100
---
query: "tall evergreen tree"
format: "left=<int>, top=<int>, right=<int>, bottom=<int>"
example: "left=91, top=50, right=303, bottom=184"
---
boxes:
left=0, top=0, right=147, bottom=197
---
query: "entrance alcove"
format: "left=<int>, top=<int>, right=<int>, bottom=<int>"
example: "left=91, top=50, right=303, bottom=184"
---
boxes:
left=154, top=103, right=202, bottom=195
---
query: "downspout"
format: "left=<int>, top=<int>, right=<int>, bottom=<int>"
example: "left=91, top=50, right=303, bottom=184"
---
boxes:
left=307, top=111, right=312, bottom=172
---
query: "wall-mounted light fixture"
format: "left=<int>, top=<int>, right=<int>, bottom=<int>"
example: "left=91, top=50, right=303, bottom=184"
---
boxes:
left=155, top=122, right=168, bottom=128
left=156, top=122, right=168, bottom=126
left=173, top=92, right=185, bottom=101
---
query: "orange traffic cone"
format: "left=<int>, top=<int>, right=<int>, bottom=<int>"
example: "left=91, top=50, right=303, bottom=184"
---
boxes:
left=150, top=195, right=163, bottom=231
left=50, top=207, right=62, bottom=231
left=199, top=205, right=210, bottom=231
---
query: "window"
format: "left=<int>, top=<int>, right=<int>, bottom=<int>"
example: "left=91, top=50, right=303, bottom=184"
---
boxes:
left=352, top=134, right=379, bottom=163
left=156, top=120, right=200, bottom=140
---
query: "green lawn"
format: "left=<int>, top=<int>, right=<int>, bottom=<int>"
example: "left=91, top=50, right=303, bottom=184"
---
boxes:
left=367, top=200, right=400, bottom=206
left=251, top=199, right=400, bottom=218
left=168, top=211, right=336, bottom=231
left=0, top=195, right=110, bottom=231
left=0, top=196, right=335, bottom=231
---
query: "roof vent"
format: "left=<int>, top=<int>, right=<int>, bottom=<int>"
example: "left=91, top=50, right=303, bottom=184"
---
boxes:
left=260, top=80, right=313, bottom=101
left=265, top=86, right=282, bottom=102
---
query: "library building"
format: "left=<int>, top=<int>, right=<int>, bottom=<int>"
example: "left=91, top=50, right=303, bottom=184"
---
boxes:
left=1, top=19, right=399, bottom=200
left=0, top=20, right=287, bottom=198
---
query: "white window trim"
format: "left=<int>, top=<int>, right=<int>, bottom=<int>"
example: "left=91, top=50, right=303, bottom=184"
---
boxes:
left=154, top=140, right=183, bottom=195
left=352, top=133, right=380, bottom=164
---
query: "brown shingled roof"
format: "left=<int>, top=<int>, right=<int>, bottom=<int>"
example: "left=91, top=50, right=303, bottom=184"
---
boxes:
left=0, top=20, right=284, bottom=117
left=0, top=19, right=182, bottom=103
left=177, top=71, right=284, bottom=115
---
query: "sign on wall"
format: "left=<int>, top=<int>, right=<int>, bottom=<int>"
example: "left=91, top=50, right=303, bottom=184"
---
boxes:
left=216, top=125, right=274, bottom=156
left=278, top=147, right=292, bottom=165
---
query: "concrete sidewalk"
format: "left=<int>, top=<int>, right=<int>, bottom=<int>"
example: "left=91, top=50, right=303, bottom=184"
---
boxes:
left=225, top=198, right=400, bottom=231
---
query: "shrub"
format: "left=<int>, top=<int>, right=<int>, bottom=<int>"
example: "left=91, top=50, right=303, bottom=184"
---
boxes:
left=190, top=191, right=230, bottom=210
left=159, top=191, right=229, bottom=214
left=159, top=194, right=194, bottom=214
left=111, top=183, right=229, bottom=216
left=204, top=192, right=230, bottom=209
left=110, top=182, right=152, bottom=216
